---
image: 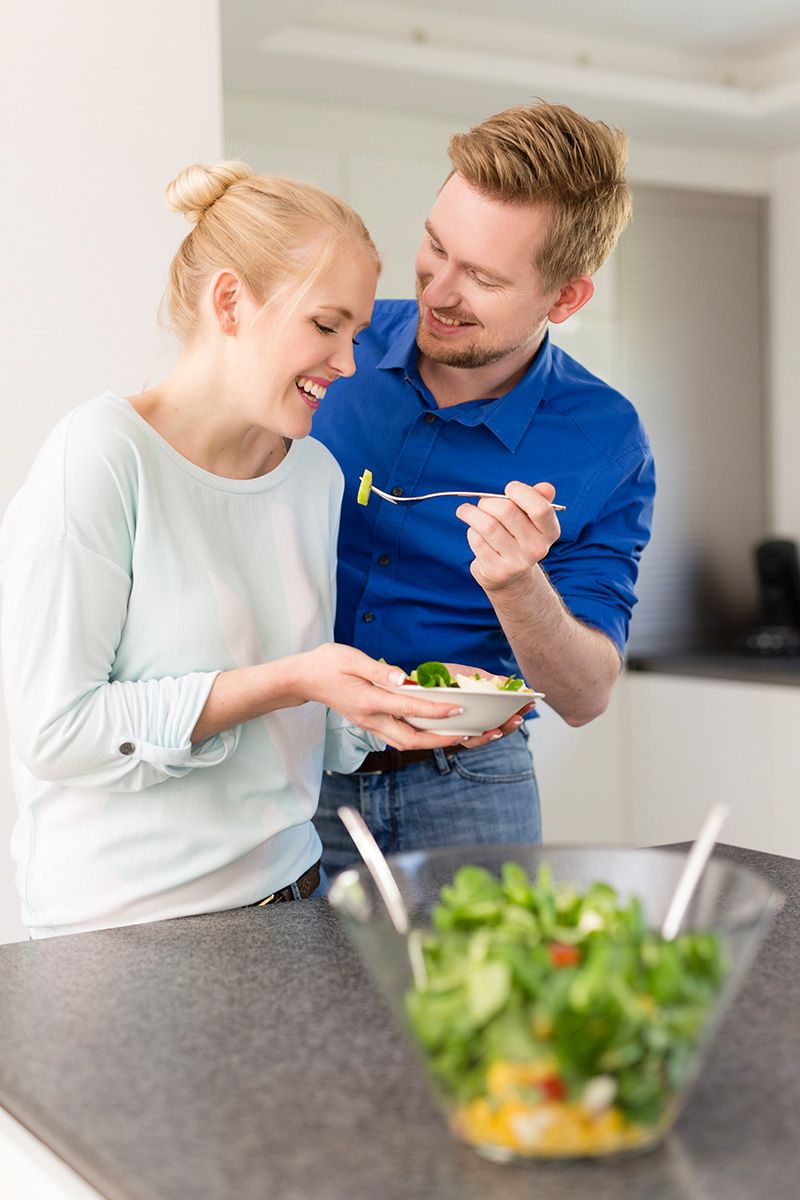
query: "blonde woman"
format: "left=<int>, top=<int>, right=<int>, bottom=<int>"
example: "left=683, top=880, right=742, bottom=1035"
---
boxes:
left=0, top=162, right=484, bottom=939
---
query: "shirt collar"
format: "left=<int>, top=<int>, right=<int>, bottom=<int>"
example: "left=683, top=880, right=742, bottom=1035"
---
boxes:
left=377, top=309, right=552, bottom=453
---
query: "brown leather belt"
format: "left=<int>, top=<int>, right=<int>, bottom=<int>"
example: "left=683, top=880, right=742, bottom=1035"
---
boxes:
left=356, top=745, right=461, bottom=774
left=248, top=859, right=321, bottom=906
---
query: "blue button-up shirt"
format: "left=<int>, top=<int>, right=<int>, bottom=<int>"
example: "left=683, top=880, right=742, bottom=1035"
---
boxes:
left=313, top=299, right=654, bottom=680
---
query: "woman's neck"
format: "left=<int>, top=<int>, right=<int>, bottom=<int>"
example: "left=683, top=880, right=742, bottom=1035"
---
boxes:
left=128, top=356, right=286, bottom=480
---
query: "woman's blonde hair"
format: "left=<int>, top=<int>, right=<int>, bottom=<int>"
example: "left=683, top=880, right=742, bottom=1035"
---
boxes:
left=448, top=102, right=632, bottom=292
left=164, top=161, right=381, bottom=339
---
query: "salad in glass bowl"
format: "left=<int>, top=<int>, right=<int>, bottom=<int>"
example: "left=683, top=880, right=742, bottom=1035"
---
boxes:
left=329, top=844, right=782, bottom=1163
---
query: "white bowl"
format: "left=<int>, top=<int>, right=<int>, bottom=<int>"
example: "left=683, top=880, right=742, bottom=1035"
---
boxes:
left=381, top=683, right=544, bottom=736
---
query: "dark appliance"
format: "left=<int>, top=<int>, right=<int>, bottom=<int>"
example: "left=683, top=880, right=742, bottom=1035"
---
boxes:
left=740, top=539, right=800, bottom=655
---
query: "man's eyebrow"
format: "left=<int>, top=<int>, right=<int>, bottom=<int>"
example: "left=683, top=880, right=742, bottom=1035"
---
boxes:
left=424, top=220, right=513, bottom=286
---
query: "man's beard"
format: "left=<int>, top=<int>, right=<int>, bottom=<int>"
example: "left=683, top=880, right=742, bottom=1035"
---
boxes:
left=414, top=285, right=546, bottom=369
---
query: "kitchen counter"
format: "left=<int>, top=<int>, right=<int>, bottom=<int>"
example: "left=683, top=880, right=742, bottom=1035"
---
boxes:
left=0, top=843, right=797, bottom=1200
left=627, top=652, right=800, bottom=687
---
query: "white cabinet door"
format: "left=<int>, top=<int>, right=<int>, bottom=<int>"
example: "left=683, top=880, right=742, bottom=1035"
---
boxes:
left=626, top=672, right=800, bottom=857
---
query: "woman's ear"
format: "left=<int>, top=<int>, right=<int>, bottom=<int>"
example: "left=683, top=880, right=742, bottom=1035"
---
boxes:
left=209, top=270, right=242, bottom=335
left=547, top=276, right=595, bottom=326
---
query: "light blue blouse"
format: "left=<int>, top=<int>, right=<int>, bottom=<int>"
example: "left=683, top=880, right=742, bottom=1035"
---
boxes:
left=0, top=394, right=377, bottom=936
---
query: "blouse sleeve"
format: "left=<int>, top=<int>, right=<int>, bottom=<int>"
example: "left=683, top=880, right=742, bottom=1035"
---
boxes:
left=323, top=710, right=383, bottom=773
left=319, top=444, right=385, bottom=773
left=0, top=406, right=240, bottom=791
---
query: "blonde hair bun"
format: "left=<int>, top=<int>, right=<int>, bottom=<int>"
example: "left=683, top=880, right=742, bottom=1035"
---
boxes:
left=165, top=160, right=253, bottom=224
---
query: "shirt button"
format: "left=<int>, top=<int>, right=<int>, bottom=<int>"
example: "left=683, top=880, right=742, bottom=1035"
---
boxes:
left=378, top=554, right=391, bottom=566
left=424, top=412, right=437, bottom=424
left=391, top=486, right=404, bottom=497
left=363, top=611, right=375, bottom=623
left=119, top=742, right=136, bottom=756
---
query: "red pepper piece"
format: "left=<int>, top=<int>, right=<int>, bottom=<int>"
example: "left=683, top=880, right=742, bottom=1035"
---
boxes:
left=549, top=942, right=580, bottom=968
left=539, top=1074, right=568, bottom=1102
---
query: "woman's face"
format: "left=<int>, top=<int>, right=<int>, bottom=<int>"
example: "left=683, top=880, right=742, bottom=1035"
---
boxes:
left=230, top=243, right=377, bottom=438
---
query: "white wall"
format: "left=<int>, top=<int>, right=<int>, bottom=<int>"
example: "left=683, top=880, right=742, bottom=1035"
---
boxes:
left=769, top=146, right=800, bottom=539
left=0, top=1, right=224, bottom=942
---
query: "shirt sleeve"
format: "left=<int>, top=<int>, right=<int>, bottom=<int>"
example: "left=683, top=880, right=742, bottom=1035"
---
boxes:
left=544, top=445, right=656, bottom=656
left=0, top=536, right=239, bottom=790
left=323, top=710, right=384, bottom=773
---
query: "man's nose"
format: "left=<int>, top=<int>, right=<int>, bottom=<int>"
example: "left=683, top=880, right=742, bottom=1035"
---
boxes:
left=422, top=264, right=461, bottom=310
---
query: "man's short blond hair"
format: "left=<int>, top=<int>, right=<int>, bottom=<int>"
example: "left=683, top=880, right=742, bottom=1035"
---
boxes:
left=448, top=101, right=632, bottom=292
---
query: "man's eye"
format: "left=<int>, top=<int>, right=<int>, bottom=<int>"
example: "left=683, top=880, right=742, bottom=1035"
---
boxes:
left=314, top=321, right=336, bottom=335
left=429, top=239, right=446, bottom=256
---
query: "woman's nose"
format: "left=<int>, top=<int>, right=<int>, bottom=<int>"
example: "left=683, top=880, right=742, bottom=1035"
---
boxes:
left=329, top=342, right=356, bottom=379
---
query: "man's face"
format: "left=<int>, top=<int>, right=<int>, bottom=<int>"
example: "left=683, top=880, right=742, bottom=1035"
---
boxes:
left=414, top=174, right=556, bottom=369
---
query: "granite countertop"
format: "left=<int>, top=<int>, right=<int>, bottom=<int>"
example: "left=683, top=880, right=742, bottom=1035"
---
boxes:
left=0, top=843, right=797, bottom=1200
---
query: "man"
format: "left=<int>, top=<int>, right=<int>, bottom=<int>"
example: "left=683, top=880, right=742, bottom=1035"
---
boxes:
left=312, top=101, right=654, bottom=871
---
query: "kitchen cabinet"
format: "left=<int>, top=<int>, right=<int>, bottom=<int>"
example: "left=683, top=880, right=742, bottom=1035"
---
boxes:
left=625, top=672, right=800, bottom=857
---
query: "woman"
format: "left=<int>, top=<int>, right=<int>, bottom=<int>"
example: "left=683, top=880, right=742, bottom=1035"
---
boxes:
left=0, top=161, right=480, bottom=938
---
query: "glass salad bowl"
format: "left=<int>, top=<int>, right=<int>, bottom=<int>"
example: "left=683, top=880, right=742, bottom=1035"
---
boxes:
left=328, top=844, right=782, bottom=1163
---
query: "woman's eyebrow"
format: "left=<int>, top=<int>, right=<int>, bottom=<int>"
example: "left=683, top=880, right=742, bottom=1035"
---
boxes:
left=317, top=304, right=370, bottom=333
left=317, top=304, right=354, bottom=320
left=424, top=219, right=513, bottom=286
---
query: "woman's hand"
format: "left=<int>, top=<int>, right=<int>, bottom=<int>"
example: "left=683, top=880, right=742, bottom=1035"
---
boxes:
left=192, top=648, right=535, bottom=751
left=294, top=644, right=500, bottom=751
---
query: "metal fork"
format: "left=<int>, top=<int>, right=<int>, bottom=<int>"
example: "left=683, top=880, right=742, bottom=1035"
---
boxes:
left=369, top=483, right=566, bottom=510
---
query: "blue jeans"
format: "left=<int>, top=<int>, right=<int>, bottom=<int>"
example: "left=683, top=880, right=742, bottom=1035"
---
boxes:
left=313, top=727, right=541, bottom=876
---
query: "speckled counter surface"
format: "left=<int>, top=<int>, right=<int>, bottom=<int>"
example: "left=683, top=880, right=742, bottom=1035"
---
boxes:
left=0, top=843, right=797, bottom=1200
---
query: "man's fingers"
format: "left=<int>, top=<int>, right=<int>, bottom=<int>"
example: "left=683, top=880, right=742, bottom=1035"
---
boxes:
left=531, top=480, right=556, bottom=503
left=505, top=480, right=561, bottom=530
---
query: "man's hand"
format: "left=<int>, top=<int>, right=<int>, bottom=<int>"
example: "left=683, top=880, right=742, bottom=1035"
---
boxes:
left=455, top=481, right=561, bottom=594
left=444, top=661, right=537, bottom=751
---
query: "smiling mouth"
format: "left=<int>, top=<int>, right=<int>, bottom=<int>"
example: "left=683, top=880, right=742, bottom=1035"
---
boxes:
left=295, top=375, right=328, bottom=409
left=427, top=307, right=478, bottom=332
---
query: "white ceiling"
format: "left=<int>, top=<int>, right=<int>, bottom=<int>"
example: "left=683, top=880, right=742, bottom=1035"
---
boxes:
left=427, top=0, right=800, bottom=54
left=222, top=0, right=800, bottom=148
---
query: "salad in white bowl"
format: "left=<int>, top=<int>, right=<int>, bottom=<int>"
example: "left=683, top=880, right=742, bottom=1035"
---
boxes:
left=382, top=660, right=544, bottom=736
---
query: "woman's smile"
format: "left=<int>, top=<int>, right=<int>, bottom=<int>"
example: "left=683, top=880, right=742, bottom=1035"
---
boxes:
left=295, top=374, right=331, bottom=411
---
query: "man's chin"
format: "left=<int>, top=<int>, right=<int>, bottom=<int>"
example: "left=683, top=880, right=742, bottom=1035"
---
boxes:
left=415, top=323, right=507, bottom=369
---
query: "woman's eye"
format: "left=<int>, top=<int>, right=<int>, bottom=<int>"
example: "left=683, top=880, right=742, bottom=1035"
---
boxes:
left=314, top=321, right=336, bottom=335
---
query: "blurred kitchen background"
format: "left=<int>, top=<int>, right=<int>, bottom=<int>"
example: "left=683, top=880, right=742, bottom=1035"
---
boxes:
left=2, top=0, right=800, bottom=941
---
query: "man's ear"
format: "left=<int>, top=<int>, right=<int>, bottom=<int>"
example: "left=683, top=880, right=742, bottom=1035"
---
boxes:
left=547, top=276, right=595, bottom=326
left=210, top=270, right=242, bottom=335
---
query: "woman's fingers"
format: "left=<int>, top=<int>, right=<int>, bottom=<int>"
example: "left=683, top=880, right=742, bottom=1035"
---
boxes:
left=368, top=717, right=463, bottom=750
